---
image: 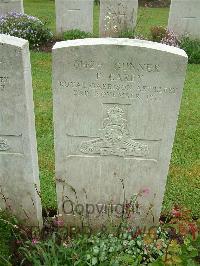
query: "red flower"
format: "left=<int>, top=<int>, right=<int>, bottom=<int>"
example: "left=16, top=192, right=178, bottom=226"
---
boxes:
left=132, top=228, right=142, bottom=239
left=188, top=223, right=198, bottom=240
left=139, top=187, right=150, bottom=197
left=59, top=219, right=64, bottom=226
left=53, top=217, right=64, bottom=227
left=171, top=208, right=181, bottom=217
left=32, top=238, right=39, bottom=245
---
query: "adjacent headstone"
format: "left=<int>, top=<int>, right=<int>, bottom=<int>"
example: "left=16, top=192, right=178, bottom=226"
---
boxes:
left=55, top=0, right=93, bottom=34
left=0, top=0, right=24, bottom=16
left=53, top=38, right=187, bottom=229
left=0, top=34, right=42, bottom=227
left=99, top=0, right=138, bottom=37
left=168, top=0, right=200, bottom=39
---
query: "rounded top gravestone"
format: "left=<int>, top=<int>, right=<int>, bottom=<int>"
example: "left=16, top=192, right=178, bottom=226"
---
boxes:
left=0, top=34, right=42, bottom=227
left=55, top=0, right=93, bottom=33
left=53, top=38, right=187, bottom=228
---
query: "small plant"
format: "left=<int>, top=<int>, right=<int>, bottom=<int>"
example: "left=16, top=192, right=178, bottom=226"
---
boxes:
left=119, top=30, right=135, bottom=39
left=0, top=12, right=53, bottom=49
left=179, top=36, right=200, bottom=64
left=150, top=25, right=200, bottom=61
left=150, top=26, right=179, bottom=47
left=63, top=29, right=93, bottom=40
left=0, top=186, right=199, bottom=265
left=94, top=0, right=100, bottom=5
left=1, top=204, right=199, bottom=265
left=12, top=217, right=200, bottom=265
left=150, top=26, right=167, bottom=43
left=16, top=224, right=169, bottom=265
left=161, top=30, right=179, bottom=47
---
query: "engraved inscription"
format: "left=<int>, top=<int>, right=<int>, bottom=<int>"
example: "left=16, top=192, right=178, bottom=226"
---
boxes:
left=0, top=135, right=23, bottom=155
left=0, top=76, right=9, bottom=90
left=59, top=80, right=178, bottom=100
left=58, top=59, right=178, bottom=101
left=74, top=59, right=102, bottom=70
left=114, top=62, right=160, bottom=72
left=74, top=60, right=160, bottom=73
left=80, top=106, right=149, bottom=157
left=0, top=137, right=10, bottom=151
left=104, top=3, right=133, bottom=34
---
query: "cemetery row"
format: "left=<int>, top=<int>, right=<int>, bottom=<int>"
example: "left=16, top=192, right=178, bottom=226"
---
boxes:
left=0, top=34, right=188, bottom=228
left=0, top=0, right=200, bottom=39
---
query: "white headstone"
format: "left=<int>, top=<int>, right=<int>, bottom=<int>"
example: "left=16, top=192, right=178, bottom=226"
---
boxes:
left=99, top=0, right=138, bottom=37
left=55, top=0, right=93, bottom=34
left=168, top=0, right=200, bottom=39
left=0, top=0, right=24, bottom=16
left=53, top=38, right=187, bottom=228
left=0, top=34, right=42, bottom=227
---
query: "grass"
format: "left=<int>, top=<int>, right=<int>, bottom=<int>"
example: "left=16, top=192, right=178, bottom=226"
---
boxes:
left=24, top=0, right=170, bottom=38
left=30, top=52, right=56, bottom=208
left=164, top=64, right=200, bottom=215
left=24, top=0, right=55, bottom=33
left=0, top=0, right=199, bottom=261
left=135, top=7, right=169, bottom=37
left=0, top=212, right=14, bottom=265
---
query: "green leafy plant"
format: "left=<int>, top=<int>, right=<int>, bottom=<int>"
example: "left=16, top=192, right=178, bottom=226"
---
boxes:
left=63, top=29, right=93, bottom=40
left=150, top=26, right=167, bottom=42
left=0, top=12, right=53, bottom=49
left=179, top=236, right=200, bottom=266
left=17, top=226, right=169, bottom=265
left=150, top=26, right=180, bottom=47
left=1, top=205, right=200, bottom=265
left=150, top=26, right=200, bottom=63
left=119, top=30, right=135, bottom=39
left=179, top=37, right=200, bottom=64
left=94, top=0, right=100, bottom=5
left=0, top=210, right=19, bottom=265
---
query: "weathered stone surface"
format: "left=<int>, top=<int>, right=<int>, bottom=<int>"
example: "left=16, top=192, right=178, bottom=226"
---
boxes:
left=53, top=38, right=187, bottom=228
left=0, top=0, right=24, bottom=16
left=0, top=34, right=42, bottom=227
left=99, top=0, right=138, bottom=37
left=168, top=0, right=200, bottom=39
left=55, top=0, right=93, bottom=33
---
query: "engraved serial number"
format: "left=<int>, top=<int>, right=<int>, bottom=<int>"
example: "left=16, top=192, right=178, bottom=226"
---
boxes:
left=0, top=76, right=9, bottom=90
